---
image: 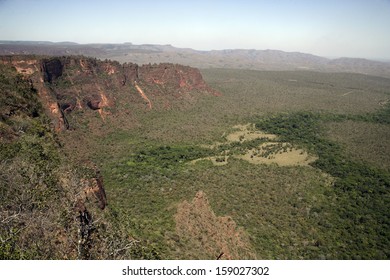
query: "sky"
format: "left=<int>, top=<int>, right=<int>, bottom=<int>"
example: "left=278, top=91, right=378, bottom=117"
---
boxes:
left=0, top=0, right=389, bottom=59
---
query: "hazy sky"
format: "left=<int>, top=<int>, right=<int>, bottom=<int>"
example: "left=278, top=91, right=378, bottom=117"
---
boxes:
left=0, top=0, right=389, bottom=59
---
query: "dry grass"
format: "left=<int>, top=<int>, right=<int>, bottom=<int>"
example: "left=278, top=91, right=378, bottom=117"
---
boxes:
left=226, top=123, right=277, bottom=142
left=236, top=143, right=316, bottom=166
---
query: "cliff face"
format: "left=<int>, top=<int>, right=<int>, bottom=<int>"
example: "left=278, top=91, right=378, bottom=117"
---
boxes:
left=139, top=63, right=220, bottom=95
left=0, top=56, right=220, bottom=131
left=42, top=58, right=63, bottom=82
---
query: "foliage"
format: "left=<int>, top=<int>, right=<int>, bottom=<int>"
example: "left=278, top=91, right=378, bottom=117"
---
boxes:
left=255, top=111, right=390, bottom=258
left=326, top=121, right=390, bottom=171
left=0, top=64, right=65, bottom=259
left=126, top=145, right=211, bottom=172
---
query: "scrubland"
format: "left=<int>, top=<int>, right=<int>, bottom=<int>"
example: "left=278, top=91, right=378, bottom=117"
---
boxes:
left=2, top=65, right=389, bottom=259
left=92, top=69, right=390, bottom=259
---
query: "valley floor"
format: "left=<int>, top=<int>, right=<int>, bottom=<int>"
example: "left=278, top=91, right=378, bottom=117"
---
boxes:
left=82, top=69, right=390, bottom=259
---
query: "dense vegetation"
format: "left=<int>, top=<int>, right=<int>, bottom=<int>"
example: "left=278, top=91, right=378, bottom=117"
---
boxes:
left=255, top=110, right=390, bottom=258
left=100, top=109, right=389, bottom=259
left=92, top=69, right=390, bottom=260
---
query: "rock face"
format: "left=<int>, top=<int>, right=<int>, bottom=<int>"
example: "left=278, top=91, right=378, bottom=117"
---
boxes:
left=42, top=58, right=63, bottom=82
left=122, top=62, right=139, bottom=84
left=138, top=63, right=220, bottom=96
left=0, top=55, right=220, bottom=131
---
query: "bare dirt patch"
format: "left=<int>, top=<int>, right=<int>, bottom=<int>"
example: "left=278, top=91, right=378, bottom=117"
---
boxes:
left=134, top=81, right=152, bottom=110
left=175, top=191, right=256, bottom=259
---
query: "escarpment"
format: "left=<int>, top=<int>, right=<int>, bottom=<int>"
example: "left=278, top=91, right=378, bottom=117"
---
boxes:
left=1, top=55, right=220, bottom=132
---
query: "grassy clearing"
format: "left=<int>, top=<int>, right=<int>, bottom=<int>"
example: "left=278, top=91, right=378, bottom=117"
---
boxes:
left=236, top=142, right=316, bottom=166
left=191, top=123, right=316, bottom=167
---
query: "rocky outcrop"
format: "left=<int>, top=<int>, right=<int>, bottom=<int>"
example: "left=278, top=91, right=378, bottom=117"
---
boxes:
left=0, top=55, right=40, bottom=76
left=74, top=166, right=108, bottom=259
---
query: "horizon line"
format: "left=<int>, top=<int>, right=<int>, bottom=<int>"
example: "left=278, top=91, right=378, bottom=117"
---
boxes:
left=0, top=40, right=389, bottom=62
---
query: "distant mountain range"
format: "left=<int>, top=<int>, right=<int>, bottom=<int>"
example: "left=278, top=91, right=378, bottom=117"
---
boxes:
left=1, top=41, right=390, bottom=78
